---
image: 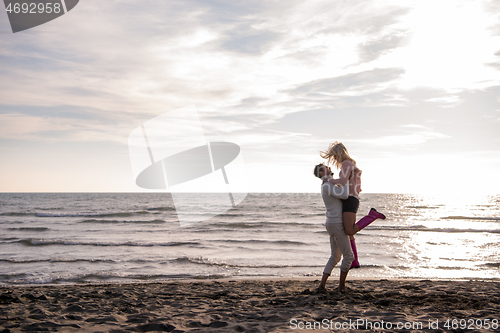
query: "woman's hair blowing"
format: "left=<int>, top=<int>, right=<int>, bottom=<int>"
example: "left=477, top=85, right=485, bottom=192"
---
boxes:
left=319, top=141, right=355, bottom=169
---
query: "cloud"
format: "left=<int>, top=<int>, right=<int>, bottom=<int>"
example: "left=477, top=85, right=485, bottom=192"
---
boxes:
left=322, top=3, right=411, bottom=36
left=486, top=50, right=500, bottom=70
left=182, top=0, right=275, bottom=24
left=220, top=24, right=282, bottom=54
left=353, top=132, right=450, bottom=146
left=0, top=113, right=129, bottom=143
left=288, top=68, right=405, bottom=96
left=423, top=96, right=463, bottom=108
left=400, top=124, right=427, bottom=129
left=357, top=31, right=408, bottom=63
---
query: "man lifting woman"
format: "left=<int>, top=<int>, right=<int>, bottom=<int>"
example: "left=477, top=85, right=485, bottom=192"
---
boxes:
left=314, top=142, right=386, bottom=292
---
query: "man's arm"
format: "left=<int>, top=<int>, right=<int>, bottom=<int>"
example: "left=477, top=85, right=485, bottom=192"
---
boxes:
left=323, top=181, right=349, bottom=200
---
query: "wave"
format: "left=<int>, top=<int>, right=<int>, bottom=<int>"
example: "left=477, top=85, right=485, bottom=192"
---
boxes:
left=0, top=237, right=19, bottom=241
left=1, top=211, right=155, bottom=218
left=35, top=211, right=151, bottom=218
left=34, top=207, right=64, bottom=211
left=0, top=258, right=115, bottom=264
left=0, top=273, right=27, bottom=279
left=14, top=238, right=308, bottom=247
left=146, top=207, right=176, bottom=211
left=368, top=225, right=500, bottom=233
left=407, top=206, right=439, bottom=209
left=16, top=238, right=201, bottom=247
left=1, top=272, right=234, bottom=285
left=368, top=225, right=426, bottom=231
left=481, top=262, right=500, bottom=268
left=217, top=239, right=308, bottom=245
left=7, top=227, right=49, bottom=231
left=204, top=221, right=315, bottom=229
left=441, top=216, right=500, bottom=221
left=0, top=272, right=229, bottom=285
left=217, top=213, right=247, bottom=217
left=171, top=256, right=322, bottom=269
left=79, top=219, right=165, bottom=224
left=170, top=257, right=391, bottom=270
left=0, top=212, right=32, bottom=216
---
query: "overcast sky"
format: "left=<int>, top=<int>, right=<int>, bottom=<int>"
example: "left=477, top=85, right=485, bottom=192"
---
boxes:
left=1, top=0, right=499, bottom=194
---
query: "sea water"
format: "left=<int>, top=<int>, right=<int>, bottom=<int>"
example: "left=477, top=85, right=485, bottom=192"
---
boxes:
left=0, top=193, right=499, bottom=285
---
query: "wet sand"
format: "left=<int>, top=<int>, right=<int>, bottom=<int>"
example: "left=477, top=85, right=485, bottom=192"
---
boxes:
left=1, top=279, right=499, bottom=332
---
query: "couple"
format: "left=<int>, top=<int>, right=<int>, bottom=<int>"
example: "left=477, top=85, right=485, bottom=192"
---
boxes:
left=314, top=142, right=386, bottom=293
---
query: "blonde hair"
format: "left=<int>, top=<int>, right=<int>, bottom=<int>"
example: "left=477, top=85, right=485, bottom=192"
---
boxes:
left=319, top=141, right=356, bottom=169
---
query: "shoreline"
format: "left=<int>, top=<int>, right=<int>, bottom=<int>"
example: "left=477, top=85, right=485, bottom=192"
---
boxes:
left=1, top=278, right=499, bottom=332
left=2, top=275, right=500, bottom=289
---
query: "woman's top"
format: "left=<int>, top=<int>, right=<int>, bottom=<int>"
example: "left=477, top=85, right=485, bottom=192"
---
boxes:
left=328, top=160, right=362, bottom=197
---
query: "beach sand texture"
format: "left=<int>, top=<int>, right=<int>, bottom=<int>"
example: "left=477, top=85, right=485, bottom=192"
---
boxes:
left=1, top=279, right=499, bottom=332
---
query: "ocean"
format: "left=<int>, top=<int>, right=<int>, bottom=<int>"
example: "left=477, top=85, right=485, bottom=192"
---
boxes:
left=0, top=193, right=499, bottom=285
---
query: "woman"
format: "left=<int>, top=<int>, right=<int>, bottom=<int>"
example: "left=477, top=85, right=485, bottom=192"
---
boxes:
left=320, top=142, right=386, bottom=269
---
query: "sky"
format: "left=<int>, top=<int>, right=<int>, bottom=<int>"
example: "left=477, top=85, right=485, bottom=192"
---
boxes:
left=0, top=0, right=499, bottom=194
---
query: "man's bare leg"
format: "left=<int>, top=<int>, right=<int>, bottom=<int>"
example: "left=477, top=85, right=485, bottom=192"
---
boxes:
left=318, top=273, right=329, bottom=291
left=339, top=270, right=348, bottom=293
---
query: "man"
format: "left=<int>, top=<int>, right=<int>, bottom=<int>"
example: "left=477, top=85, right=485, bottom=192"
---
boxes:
left=313, top=163, right=354, bottom=292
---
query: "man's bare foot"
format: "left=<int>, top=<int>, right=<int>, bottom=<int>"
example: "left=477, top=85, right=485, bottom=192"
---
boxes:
left=317, top=285, right=327, bottom=293
left=338, top=285, right=347, bottom=293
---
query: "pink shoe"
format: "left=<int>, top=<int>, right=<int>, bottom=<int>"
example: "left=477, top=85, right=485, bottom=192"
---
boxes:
left=369, top=208, right=386, bottom=220
left=356, top=208, right=386, bottom=230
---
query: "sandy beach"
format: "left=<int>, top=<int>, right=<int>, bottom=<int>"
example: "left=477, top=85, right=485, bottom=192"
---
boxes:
left=1, top=279, right=499, bottom=332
